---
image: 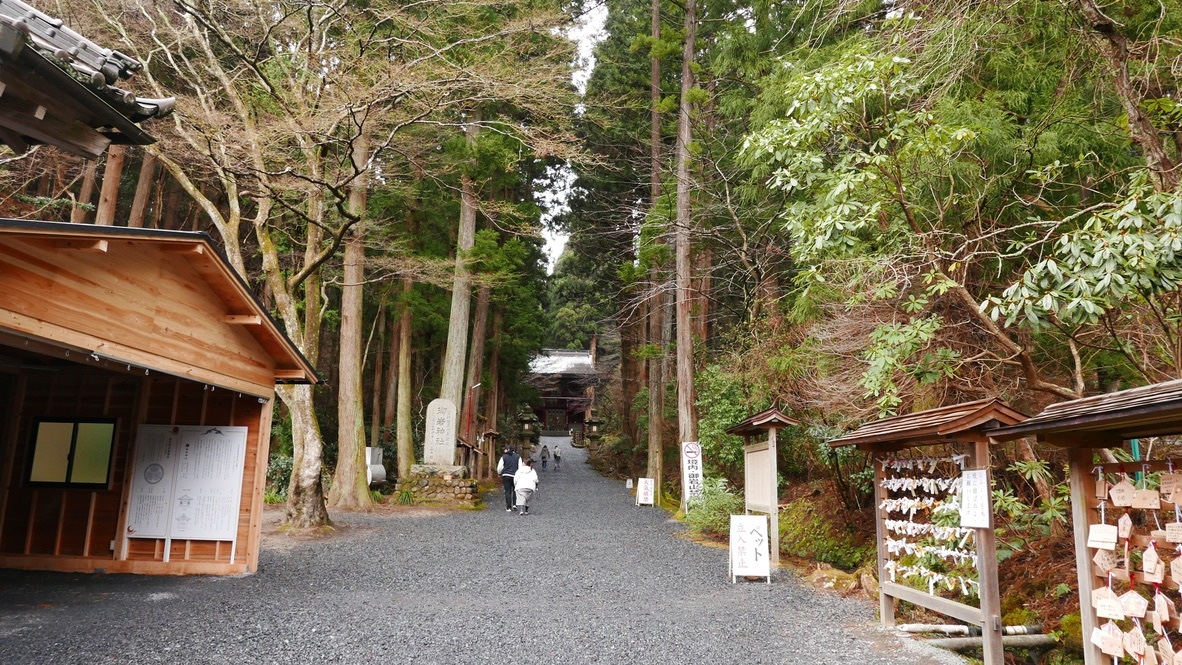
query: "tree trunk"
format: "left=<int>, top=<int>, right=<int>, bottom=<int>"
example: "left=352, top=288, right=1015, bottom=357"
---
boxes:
left=673, top=0, right=699, bottom=467
left=329, top=132, right=373, bottom=510
left=127, top=151, right=157, bottom=228
left=694, top=245, right=710, bottom=344
left=484, top=306, right=503, bottom=477
left=95, top=146, right=126, bottom=226
left=463, top=285, right=491, bottom=445
left=1075, top=0, right=1178, bottom=192
left=281, top=384, right=330, bottom=527
left=396, top=276, right=416, bottom=478
left=370, top=302, right=387, bottom=451
left=382, top=303, right=400, bottom=444
left=438, top=117, right=481, bottom=459
left=71, top=159, right=97, bottom=223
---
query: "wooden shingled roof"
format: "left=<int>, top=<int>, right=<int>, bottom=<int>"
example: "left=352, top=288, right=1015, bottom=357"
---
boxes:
left=726, top=408, right=800, bottom=437
left=988, top=379, right=1182, bottom=444
left=829, top=398, right=1028, bottom=451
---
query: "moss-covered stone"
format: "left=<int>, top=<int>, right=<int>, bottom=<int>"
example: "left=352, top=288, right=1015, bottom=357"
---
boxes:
left=1059, top=612, right=1082, bottom=652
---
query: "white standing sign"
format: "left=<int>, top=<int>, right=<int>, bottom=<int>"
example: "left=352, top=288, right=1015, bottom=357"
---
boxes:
left=681, top=441, right=705, bottom=508
left=126, top=425, right=248, bottom=561
left=729, top=514, right=771, bottom=583
left=636, top=477, right=655, bottom=506
left=959, top=469, right=992, bottom=529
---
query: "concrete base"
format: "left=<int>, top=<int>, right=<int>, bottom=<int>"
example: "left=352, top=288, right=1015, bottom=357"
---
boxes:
left=409, top=463, right=468, bottom=479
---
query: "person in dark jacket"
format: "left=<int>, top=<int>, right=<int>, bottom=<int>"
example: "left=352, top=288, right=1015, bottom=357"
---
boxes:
left=496, top=446, right=521, bottom=512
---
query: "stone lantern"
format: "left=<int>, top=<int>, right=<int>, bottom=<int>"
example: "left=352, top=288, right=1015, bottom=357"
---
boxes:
left=584, top=413, right=603, bottom=450
left=517, top=409, right=539, bottom=451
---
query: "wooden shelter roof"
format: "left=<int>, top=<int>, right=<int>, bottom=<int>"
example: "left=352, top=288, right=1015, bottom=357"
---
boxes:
left=829, top=398, right=1027, bottom=450
left=726, top=408, right=800, bottom=437
left=0, top=0, right=174, bottom=159
left=0, top=219, right=317, bottom=390
left=988, top=379, right=1182, bottom=444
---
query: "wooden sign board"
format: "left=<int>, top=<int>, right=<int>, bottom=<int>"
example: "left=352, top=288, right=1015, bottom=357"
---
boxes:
left=959, top=469, right=991, bottom=529
left=729, top=514, right=771, bottom=583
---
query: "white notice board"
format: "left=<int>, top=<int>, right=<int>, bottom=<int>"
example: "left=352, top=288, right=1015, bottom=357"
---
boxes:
left=681, top=442, right=705, bottom=506
left=959, top=469, right=992, bottom=529
left=729, top=514, right=771, bottom=582
left=127, top=425, right=248, bottom=542
left=636, top=478, right=655, bottom=506
left=743, top=441, right=775, bottom=514
left=126, top=425, right=179, bottom=538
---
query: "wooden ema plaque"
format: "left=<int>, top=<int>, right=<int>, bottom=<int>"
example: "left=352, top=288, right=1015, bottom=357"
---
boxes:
left=1072, top=459, right=1182, bottom=665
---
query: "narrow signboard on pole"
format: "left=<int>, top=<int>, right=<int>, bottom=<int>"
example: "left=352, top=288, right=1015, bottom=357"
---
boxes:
left=681, top=441, right=705, bottom=510
left=959, top=468, right=992, bottom=529
left=729, top=514, right=771, bottom=583
left=636, top=477, right=655, bottom=506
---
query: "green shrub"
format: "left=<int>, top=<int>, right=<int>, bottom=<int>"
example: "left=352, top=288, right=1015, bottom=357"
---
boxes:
left=397, top=486, right=415, bottom=505
left=686, top=478, right=745, bottom=538
left=780, top=496, right=875, bottom=571
left=265, top=454, right=293, bottom=501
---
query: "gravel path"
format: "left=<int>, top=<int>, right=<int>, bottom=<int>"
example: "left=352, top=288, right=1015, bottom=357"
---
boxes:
left=0, top=440, right=964, bottom=664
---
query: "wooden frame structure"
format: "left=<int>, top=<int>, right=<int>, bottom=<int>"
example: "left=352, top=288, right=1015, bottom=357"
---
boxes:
left=726, top=408, right=800, bottom=566
left=0, top=220, right=317, bottom=575
left=989, top=379, right=1182, bottom=665
left=829, top=398, right=1027, bottom=665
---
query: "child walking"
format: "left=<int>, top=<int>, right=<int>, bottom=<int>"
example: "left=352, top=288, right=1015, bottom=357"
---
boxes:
left=514, top=458, right=539, bottom=515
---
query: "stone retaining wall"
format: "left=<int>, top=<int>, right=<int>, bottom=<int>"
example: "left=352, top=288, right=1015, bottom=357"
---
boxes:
left=392, top=477, right=479, bottom=506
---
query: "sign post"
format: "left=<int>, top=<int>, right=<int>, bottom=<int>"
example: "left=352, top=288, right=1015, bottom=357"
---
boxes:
left=681, top=441, right=705, bottom=512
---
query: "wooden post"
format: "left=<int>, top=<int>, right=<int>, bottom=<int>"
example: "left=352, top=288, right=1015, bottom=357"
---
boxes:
left=769, top=427, right=779, bottom=566
left=1069, top=446, right=1102, bottom=665
left=973, top=439, right=1003, bottom=665
left=873, top=452, right=896, bottom=627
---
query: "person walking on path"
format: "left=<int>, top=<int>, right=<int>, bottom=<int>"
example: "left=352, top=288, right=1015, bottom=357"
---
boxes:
left=540, top=445, right=550, bottom=470
left=496, top=446, right=521, bottom=512
left=513, top=458, right=539, bottom=515
left=553, top=444, right=561, bottom=471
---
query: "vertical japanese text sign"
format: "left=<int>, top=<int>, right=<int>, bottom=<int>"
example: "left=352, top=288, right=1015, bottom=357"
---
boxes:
left=959, top=468, right=992, bottom=529
left=729, top=514, right=771, bottom=582
left=636, top=477, right=655, bottom=506
left=681, top=441, right=705, bottom=508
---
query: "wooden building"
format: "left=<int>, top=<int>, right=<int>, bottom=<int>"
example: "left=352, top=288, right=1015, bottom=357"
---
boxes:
left=526, top=348, right=600, bottom=435
left=0, top=220, right=317, bottom=575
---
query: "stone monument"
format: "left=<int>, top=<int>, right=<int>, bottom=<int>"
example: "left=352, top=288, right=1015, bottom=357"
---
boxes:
left=424, top=398, right=457, bottom=464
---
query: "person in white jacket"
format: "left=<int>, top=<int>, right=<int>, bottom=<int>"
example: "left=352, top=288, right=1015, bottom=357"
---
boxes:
left=513, top=458, right=540, bottom=515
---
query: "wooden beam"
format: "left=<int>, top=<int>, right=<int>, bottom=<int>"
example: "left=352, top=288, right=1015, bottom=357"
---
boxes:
left=224, top=315, right=262, bottom=325
left=1040, top=432, right=1121, bottom=449
left=0, top=125, right=28, bottom=153
left=274, top=369, right=306, bottom=380
left=53, top=239, right=108, bottom=253
left=160, top=243, right=205, bottom=255
left=0, top=107, right=109, bottom=160
left=881, top=582, right=982, bottom=625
